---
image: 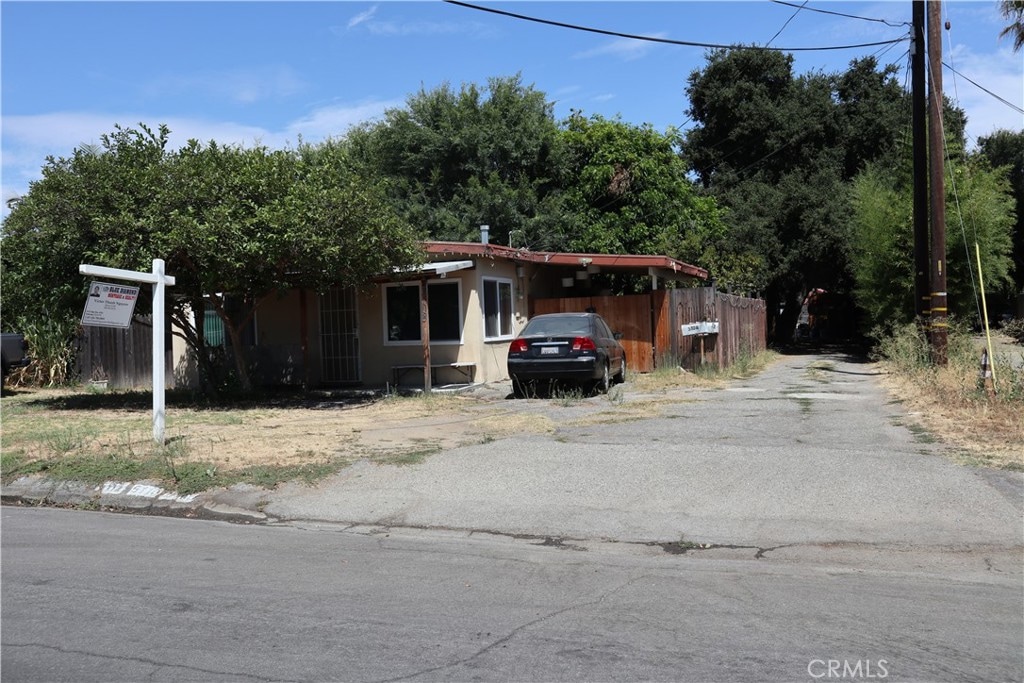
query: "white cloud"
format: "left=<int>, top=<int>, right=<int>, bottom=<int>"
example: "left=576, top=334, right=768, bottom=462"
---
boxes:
left=142, top=66, right=308, bottom=104
left=333, top=4, right=491, bottom=39
left=347, top=5, right=378, bottom=30
left=285, top=99, right=402, bottom=139
left=573, top=36, right=666, bottom=62
left=1, top=101, right=400, bottom=217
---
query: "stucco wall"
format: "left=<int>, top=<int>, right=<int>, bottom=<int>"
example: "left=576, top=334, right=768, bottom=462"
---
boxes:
left=204, top=257, right=533, bottom=389
left=358, top=259, right=524, bottom=388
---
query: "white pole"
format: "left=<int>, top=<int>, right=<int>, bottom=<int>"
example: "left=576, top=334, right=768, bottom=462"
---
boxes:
left=152, top=259, right=166, bottom=444
left=79, top=260, right=174, bottom=445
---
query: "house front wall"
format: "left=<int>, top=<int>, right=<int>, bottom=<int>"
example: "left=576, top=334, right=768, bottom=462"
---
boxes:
left=356, top=258, right=526, bottom=388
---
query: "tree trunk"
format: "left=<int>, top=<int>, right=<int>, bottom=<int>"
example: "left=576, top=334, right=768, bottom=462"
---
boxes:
left=225, top=321, right=253, bottom=392
left=775, top=292, right=803, bottom=346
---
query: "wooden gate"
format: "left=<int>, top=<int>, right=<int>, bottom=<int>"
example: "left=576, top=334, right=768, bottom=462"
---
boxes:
left=531, top=294, right=654, bottom=373
left=657, top=289, right=767, bottom=371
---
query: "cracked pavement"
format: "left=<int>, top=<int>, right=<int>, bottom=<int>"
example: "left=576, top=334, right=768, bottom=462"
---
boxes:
left=259, top=350, right=1023, bottom=572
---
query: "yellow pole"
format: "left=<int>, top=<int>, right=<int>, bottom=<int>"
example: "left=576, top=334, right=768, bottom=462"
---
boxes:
left=975, top=243, right=997, bottom=391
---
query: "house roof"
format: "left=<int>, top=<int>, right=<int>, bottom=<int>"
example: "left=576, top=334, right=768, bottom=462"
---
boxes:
left=422, top=241, right=709, bottom=282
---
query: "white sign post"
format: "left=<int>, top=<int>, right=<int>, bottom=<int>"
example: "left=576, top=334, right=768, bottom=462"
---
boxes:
left=80, top=259, right=176, bottom=444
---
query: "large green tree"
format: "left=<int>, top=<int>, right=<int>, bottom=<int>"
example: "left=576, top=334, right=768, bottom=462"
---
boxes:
left=977, top=128, right=1024, bottom=305
left=850, top=156, right=1015, bottom=330
left=346, top=74, right=566, bottom=249
left=1, top=125, right=170, bottom=333
left=557, top=112, right=726, bottom=272
left=1, top=126, right=424, bottom=392
left=684, top=50, right=913, bottom=342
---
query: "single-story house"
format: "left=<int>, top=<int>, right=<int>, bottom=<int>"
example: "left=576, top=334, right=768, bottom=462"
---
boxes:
left=172, top=232, right=708, bottom=390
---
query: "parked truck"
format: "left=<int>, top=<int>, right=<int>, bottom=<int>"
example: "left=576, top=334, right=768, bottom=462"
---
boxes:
left=1, top=332, right=30, bottom=378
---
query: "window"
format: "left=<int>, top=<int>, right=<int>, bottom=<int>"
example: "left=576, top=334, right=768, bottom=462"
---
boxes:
left=384, top=280, right=462, bottom=344
left=483, top=277, right=514, bottom=340
left=201, top=297, right=255, bottom=348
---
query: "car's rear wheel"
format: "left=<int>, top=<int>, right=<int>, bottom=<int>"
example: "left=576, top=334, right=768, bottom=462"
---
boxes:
left=512, top=376, right=529, bottom=398
left=595, top=362, right=610, bottom=394
left=613, top=357, right=626, bottom=384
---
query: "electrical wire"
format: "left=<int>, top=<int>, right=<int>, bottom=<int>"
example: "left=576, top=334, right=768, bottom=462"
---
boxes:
left=941, top=63, right=1024, bottom=116
left=767, top=0, right=809, bottom=48
left=937, top=13, right=984, bottom=327
left=769, top=0, right=910, bottom=28
left=443, top=1, right=908, bottom=52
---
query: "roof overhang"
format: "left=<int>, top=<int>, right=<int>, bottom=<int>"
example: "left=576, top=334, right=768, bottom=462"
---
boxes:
left=389, top=259, right=474, bottom=281
left=423, top=241, right=708, bottom=281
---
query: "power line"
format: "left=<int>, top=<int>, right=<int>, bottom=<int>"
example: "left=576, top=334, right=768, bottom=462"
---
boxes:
left=769, top=0, right=910, bottom=28
left=942, top=62, right=1024, bottom=115
left=443, top=1, right=909, bottom=52
left=767, top=0, right=809, bottom=48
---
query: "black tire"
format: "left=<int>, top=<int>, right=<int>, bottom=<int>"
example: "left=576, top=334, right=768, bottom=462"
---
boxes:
left=614, top=357, right=626, bottom=385
left=595, top=362, right=610, bottom=394
left=511, top=376, right=528, bottom=399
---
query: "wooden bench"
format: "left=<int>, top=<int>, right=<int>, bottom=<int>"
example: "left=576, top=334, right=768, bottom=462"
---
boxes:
left=392, top=362, right=476, bottom=387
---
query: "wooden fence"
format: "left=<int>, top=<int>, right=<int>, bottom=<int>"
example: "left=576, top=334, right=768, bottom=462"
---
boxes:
left=532, top=294, right=656, bottom=372
left=659, top=289, right=767, bottom=371
left=533, top=289, right=766, bottom=374
left=76, top=315, right=174, bottom=389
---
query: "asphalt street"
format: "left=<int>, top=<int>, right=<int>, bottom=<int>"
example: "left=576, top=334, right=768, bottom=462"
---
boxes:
left=2, top=507, right=1021, bottom=683
left=263, top=351, right=1023, bottom=569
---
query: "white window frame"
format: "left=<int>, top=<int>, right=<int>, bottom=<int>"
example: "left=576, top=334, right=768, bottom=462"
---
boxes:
left=382, top=279, right=464, bottom=346
left=482, top=276, right=516, bottom=341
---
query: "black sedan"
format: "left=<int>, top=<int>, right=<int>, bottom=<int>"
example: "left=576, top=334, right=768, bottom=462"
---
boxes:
left=507, top=312, right=626, bottom=397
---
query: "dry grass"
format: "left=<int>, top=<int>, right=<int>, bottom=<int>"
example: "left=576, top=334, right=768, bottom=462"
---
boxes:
left=876, top=332, right=1024, bottom=471
left=629, top=350, right=780, bottom=394
left=0, top=388, right=561, bottom=477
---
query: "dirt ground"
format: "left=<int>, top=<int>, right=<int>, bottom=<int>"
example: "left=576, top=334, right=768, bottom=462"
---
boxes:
left=4, top=341, right=1020, bottom=474
left=171, top=386, right=555, bottom=470
left=1, top=381, right=595, bottom=472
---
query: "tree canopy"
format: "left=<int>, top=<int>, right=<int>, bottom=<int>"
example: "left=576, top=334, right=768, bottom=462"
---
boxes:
left=4, top=58, right=1018, bottom=391
left=684, top=50, right=920, bottom=341
left=1, top=125, right=424, bottom=391
left=346, top=74, right=566, bottom=249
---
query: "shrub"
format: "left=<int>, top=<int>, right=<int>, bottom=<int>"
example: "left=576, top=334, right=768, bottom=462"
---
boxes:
left=7, top=316, right=78, bottom=387
left=1001, top=317, right=1024, bottom=344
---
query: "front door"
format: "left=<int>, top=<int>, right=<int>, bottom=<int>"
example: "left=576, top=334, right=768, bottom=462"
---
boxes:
left=319, top=286, right=360, bottom=383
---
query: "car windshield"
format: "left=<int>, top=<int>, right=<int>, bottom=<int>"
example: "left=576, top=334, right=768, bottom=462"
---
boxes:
left=522, top=317, right=590, bottom=337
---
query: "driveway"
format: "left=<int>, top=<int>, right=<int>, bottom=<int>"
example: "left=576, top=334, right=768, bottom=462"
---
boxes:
left=263, top=350, right=1023, bottom=568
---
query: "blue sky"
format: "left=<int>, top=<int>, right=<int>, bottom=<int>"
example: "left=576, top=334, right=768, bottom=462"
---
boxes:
left=2, top=1, right=1022, bottom=218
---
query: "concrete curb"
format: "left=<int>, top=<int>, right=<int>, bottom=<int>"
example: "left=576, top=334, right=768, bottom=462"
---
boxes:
left=1, top=475, right=274, bottom=524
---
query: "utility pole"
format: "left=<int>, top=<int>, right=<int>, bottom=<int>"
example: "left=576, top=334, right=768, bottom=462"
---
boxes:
left=911, top=1, right=930, bottom=330
left=927, top=0, right=948, bottom=365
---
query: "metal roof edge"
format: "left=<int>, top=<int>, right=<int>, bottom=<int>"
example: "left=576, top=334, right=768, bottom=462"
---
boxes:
left=421, top=241, right=708, bottom=280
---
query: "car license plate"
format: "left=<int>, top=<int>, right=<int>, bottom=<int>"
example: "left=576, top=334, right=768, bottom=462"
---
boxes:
left=540, top=346, right=559, bottom=355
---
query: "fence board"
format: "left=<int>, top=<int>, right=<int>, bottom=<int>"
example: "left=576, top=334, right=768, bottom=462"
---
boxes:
left=76, top=315, right=173, bottom=389
left=663, top=290, right=767, bottom=371
left=531, top=294, right=655, bottom=372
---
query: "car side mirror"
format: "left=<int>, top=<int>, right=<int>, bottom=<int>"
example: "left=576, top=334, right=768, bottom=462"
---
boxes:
left=613, top=332, right=623, bottom=340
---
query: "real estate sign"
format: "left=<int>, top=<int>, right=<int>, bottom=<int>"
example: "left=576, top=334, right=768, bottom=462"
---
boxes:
left=81, top=281, right=140, bottom=328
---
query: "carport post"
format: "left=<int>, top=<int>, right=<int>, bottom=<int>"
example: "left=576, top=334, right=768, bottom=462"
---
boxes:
left=420, top=276, right=432, bottom=392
